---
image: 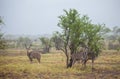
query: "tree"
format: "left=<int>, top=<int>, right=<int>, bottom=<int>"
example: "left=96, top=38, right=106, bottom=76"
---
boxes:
left=58, top=9, right=106, bottom=67
left=51, top=32, right=64, bottom=50
left=17, top=37, right=32, bottom=49
left=39, top=37, right=52, bottom=53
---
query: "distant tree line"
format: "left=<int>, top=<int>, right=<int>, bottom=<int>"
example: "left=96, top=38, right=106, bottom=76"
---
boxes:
left=106, top=26, right=120, bottom=50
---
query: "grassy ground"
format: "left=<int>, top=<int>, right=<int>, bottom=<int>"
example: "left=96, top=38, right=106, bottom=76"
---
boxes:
left=0, top=49, right=120, bottom=79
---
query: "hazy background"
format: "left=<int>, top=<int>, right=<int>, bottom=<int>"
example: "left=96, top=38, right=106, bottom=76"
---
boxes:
left=0, top=0, right=120, bottom=35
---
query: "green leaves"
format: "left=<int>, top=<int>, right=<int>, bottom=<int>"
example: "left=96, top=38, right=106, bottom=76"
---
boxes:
left=84, top=24, right=105, bottom=56
left=58, top=9, right=107, bottom=57
left=39, top=37, right=52, bottom=53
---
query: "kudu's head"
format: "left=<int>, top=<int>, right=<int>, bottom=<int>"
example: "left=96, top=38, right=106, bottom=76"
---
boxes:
left=25, top=44, right=32, bottom=54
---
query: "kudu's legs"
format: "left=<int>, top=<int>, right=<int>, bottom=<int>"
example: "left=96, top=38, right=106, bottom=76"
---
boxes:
left=37, top=58, right=40, bottom=63
left=72, top=59, right=76, bottom=66
left=83, top=59, right=87, bottom=69
left=29, top=58, right=33, bottom=63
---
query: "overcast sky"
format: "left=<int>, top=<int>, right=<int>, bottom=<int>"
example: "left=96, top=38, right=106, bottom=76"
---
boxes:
left=0, top=0, right=120, bottom=35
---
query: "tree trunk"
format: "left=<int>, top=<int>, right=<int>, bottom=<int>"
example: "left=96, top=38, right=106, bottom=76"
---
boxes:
left=66, top=54, right=69, bottom=67
left=64, top=46, right=69, bottom=68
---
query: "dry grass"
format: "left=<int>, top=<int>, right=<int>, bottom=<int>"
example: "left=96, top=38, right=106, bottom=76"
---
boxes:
left=0, top=49, right=120, bottom=79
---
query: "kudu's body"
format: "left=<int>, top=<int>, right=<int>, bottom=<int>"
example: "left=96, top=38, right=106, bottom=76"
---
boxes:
left=25, top=44, right=41, bottom=63
left=67, top=52, right=86, bottom=68
left=67, top=49, right=96, bottom=70
left=82, top=51, right=96, bottom=69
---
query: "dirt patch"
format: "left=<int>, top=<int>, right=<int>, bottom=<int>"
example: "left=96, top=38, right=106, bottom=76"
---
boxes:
left=95, top=70, right=120, bottom=79
left=0, top=72, right=20, bottom=79
left=0, top=70, right=120, bottom=79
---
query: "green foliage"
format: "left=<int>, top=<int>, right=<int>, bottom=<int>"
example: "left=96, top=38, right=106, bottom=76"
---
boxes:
left=58, top=9, right=105, bottom=57
left=84, top=24, right=105, bottom=56
left=0, top=17, right=6, bottom=50
left=39, top=37, right=52, bottom=53
left=39, top=37, right=52, bottom=47
left=17, top=37, right=32, bottom=48
left=51, top=32, right=64, bottom=50
left=0, top=33, right=6, bottom=49
left=58, top=9, right=82, bottom=53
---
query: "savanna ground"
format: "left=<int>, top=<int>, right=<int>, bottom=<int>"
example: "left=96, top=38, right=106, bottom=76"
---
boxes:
left=0, top=49, right=120, bottom=79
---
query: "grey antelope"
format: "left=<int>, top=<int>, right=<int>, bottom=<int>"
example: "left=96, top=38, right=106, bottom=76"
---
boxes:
left=67, top=49, right=96, bottom=70
left=25, top=44, right=41, bottom=63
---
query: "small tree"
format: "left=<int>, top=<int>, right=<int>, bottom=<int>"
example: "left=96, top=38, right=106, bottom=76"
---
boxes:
left=51, top=32, right=64, bottom=50
left=39, top=37, right=52, bottom=53
left=17, top=37, right=32, bottom=49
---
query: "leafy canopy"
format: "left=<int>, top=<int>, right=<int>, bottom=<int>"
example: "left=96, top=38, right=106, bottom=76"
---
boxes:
left=58, top=9, right=106, bottom=56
